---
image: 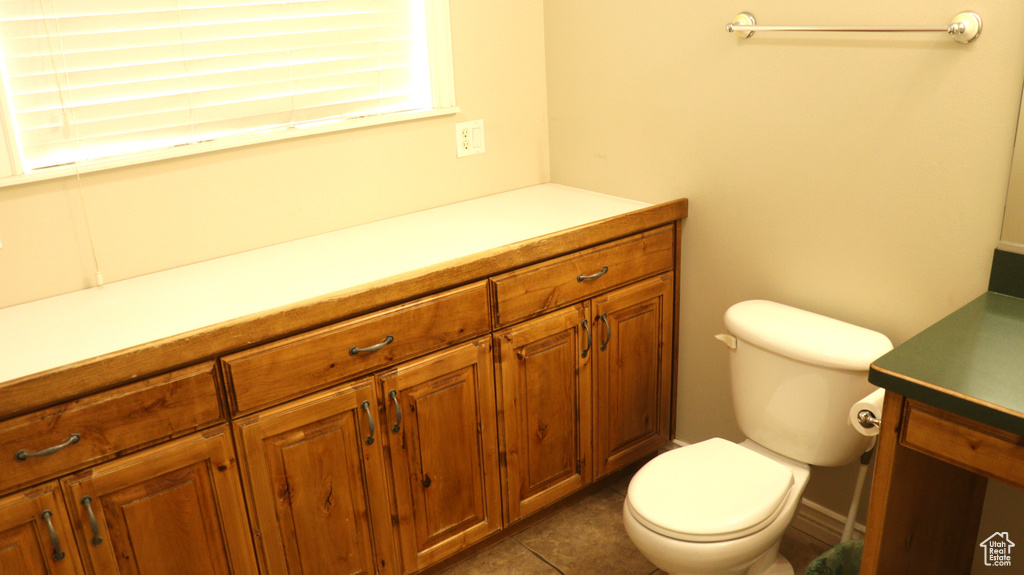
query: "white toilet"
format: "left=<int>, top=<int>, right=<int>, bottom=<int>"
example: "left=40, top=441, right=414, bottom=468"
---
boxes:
left=623, top=300, right=893, bottom=575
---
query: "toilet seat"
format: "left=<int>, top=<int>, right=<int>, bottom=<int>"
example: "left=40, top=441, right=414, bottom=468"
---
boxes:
left=626, top=438, right=794, bottom=543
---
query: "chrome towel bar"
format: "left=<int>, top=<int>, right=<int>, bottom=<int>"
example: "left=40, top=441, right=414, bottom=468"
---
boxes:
left=727, top=11, right=982, bottom=44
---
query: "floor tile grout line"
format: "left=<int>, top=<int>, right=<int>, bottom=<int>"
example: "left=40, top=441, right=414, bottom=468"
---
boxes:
left=441, top=479, right=827, bottom=575
left=513, top=536, right=567, bottom=575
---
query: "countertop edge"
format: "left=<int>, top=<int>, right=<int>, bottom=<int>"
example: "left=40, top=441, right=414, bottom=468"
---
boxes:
left=0, top=195, right=687, bottom=419
left=868, top=291, right=1024, bottom=437
left=869, top=363, right=1024, bottom=437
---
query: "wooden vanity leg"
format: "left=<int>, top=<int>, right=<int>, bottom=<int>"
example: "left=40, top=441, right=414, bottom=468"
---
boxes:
left=860, top=393, right=987, bottom=575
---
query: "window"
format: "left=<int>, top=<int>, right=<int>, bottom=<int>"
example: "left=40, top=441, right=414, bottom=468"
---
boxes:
left=0, top=0, right=455, bottom=185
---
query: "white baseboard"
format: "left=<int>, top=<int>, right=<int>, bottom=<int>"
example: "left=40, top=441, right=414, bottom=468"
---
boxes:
left=667, top=438, right=864, bottom=546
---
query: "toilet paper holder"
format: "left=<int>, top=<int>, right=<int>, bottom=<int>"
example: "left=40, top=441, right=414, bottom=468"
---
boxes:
left=856, top=409, right=881, bottom=429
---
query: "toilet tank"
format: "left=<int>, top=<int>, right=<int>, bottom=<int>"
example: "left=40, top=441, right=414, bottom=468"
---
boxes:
left=723, top=300, right=893, bottom=467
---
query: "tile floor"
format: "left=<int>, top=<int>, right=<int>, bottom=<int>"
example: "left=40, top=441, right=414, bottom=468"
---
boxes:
left=438, top=473, right=832, bottom=575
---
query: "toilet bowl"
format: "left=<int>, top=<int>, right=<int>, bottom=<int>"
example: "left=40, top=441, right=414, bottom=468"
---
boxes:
left=623, top=439, right=810, bottom=575
left=622, top=300, right=893, bottom=575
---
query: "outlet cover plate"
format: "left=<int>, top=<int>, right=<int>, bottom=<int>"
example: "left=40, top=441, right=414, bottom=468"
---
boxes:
left=456, top=120, right=484, bottom=158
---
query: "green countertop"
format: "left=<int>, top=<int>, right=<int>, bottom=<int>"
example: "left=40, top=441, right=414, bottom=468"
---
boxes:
left=869, top=292, right=1024, bottom=436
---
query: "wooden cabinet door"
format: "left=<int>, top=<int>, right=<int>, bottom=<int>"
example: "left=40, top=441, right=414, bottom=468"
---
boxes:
left=378, top=337, right=501, bottom=574
left=592, top=273, right=674, bottom=478
left=494, top=303, right=592, bottom=524
left=0, top=482, right=84, bottom=575
left=234, top=377, right=398, bottom=575
left=60, top=426, right=257, bottom=575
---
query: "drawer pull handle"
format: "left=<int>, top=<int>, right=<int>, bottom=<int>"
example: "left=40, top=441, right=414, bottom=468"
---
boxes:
left=600, top=313, right=611, bottom=351
left=361, top=400, right=376, bottom=445
left=16, top=433, right=81, bottom=461
left=81, top=496, right=103, bottom=546
left=581, top=319, right=592, bottom=358
left=388, top=389, right=402, bottom=434
left=40, top=510, right=66, bottom=561
left=350, top=334, right=394, bottom=355
left=577, top=266, right=609, bottom=282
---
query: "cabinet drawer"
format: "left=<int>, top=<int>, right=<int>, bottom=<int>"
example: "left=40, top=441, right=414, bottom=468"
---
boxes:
left=0, top=362, right=223, bottom=495
left=491, top=225, right=675, bottom=327
left=901, top=399, right=1024, bottom=489
left=223, top=281, right=490, bottom=414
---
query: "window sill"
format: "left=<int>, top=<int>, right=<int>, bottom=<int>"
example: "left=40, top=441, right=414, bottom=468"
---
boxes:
left=0, top=106, right=460, bottom=189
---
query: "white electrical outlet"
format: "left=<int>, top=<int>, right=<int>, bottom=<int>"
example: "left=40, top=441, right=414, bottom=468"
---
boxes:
left=456, top=120, right=485, bottom=158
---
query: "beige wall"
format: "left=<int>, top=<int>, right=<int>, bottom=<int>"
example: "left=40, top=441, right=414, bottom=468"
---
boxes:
left=5, top=0, right=1024, bottom=563
left=0, top=1, right=550, bottom=309
left=544, top=0, right=1024, bottom=543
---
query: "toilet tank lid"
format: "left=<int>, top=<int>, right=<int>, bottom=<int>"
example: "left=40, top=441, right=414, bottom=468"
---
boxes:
left=724, top=300, right=893, bottom=371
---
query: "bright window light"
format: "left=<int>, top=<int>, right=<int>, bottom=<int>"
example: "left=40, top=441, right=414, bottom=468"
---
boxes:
left=0, top=0, right=455, bottom=184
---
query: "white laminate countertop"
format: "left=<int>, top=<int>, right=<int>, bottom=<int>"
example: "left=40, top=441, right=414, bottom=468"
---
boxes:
left=0, top=184, right=651, bottom=384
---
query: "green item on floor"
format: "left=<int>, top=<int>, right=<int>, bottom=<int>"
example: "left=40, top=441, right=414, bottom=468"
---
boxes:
left=804, top=539, right=863, bottom=575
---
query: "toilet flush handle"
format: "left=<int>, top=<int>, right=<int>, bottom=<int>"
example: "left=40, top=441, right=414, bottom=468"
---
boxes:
left=714, top=334, right=737, bottom=349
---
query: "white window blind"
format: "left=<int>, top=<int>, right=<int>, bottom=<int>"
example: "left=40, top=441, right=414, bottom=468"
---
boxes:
left=0, top=0, right=454, bottom=179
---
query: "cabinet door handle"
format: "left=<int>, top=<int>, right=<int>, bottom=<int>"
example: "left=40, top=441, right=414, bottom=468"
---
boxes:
left=361, top=400, right=376, bottom=445
left=80, top=496, right=103, bottom=546
left=16, top=433, right=80, bottom=461
left=581, top=319, right=592, bottom=358
left=40, top=510, right=66, bottom=561
left=577, top=266, right=609, bottom=282
left=600, top=313, right=611, bottom=351
left=388, top=389, right=402, bottom=434
left=350, top=334, right=394, bottom=355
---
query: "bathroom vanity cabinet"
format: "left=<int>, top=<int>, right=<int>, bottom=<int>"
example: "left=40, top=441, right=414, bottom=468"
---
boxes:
left=589, top=274, right=675, bottom=478
left=862, top=288, right=1024, bottom=575
left=492, top=227, right=675, bottom=523
left=59, top=426, right=257, bottom=575
left=0, top=185, right=686, bottom=575
left=0, top=363, right=257, bottom=575
left=232, top=378, right=399, bottom=575
left=493, top=303, right=594, bottom=524
left=0, top=426, right=258, bottom=575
